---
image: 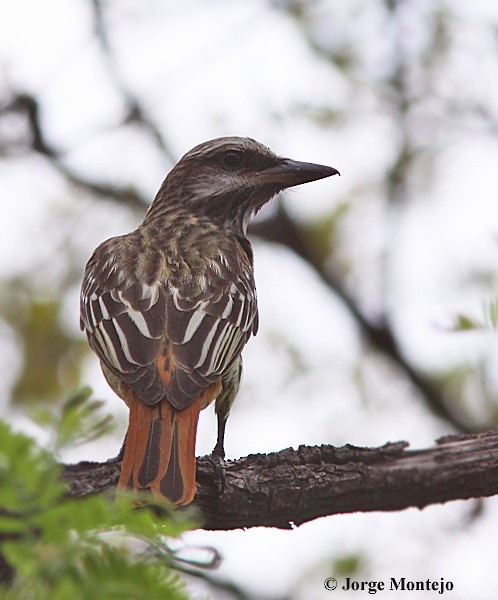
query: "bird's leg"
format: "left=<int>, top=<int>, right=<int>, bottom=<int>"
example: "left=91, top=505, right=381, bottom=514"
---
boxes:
left=208, top=359, right=241, bottom=496
left=209, top=412, right=228, bottom=496
left=212, top=411, right=227, bottom=460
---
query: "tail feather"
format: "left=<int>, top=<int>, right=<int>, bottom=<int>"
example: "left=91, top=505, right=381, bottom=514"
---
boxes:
left=118, top=395, right=201, bottom=505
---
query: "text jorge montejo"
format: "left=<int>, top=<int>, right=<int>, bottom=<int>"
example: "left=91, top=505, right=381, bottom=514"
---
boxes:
left=325, top=577, right=454, bottom=594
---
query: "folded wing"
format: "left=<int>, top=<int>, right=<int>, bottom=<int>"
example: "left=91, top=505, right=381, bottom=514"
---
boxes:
left=80, top=235, right=258, bottom=409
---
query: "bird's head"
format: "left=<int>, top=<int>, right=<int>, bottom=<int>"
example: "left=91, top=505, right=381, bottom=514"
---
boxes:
left=147, top=137, right=339, bottom=235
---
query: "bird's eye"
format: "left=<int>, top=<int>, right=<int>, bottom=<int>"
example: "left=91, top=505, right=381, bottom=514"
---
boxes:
left=221, top=150, right=243, bottom=170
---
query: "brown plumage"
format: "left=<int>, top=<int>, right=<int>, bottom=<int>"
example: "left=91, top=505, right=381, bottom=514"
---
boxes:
left=80, top=137, right=339, bottom=505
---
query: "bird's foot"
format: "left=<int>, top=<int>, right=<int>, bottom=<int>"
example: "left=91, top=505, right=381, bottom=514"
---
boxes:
left=208, top=444, right=227, bottom=497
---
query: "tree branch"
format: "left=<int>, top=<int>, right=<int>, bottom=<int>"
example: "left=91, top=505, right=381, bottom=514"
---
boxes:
left=0, top=93, right=147, bottom=212
left=62, top=431, right=498, bottom=530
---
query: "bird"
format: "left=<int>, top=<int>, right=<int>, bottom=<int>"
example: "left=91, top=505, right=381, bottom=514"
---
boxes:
left=80, top=137, right=339, bottom=505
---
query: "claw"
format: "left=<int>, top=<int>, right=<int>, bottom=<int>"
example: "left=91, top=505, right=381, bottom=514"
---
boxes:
left=208, top=450, right=226, bottom=496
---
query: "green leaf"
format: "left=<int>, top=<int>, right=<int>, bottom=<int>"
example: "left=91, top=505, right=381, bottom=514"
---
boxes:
left=31, top=388, right=114, bottom=454
left=0, top=422, right=191, bottom=600
left=0, top=422, right=64, bottom=515
left=451, top=314, right=481, bottom=331
left=450, top=299, right=498, bottom=331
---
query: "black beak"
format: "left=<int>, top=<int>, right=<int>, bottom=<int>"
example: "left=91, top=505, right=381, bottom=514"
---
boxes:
left=261, top=158, right=340, bottom=188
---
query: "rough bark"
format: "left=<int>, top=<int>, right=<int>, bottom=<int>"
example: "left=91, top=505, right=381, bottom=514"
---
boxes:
left=61, top=431, right=498, bottom=530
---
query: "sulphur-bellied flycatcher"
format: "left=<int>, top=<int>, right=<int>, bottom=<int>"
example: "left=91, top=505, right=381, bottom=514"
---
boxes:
left=80, top=137, right=339, bottom=505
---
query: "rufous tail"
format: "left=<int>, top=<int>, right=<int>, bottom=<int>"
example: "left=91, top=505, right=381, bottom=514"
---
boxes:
left=118, top=395, right=201, bottom=505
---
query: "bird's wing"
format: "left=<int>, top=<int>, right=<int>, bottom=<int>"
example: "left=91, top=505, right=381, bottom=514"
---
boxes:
left=165, top=247, right=258, bottom=408
left=80, top=235, right=258, bottom=409
left=80, top=237, right=168, bottom=405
